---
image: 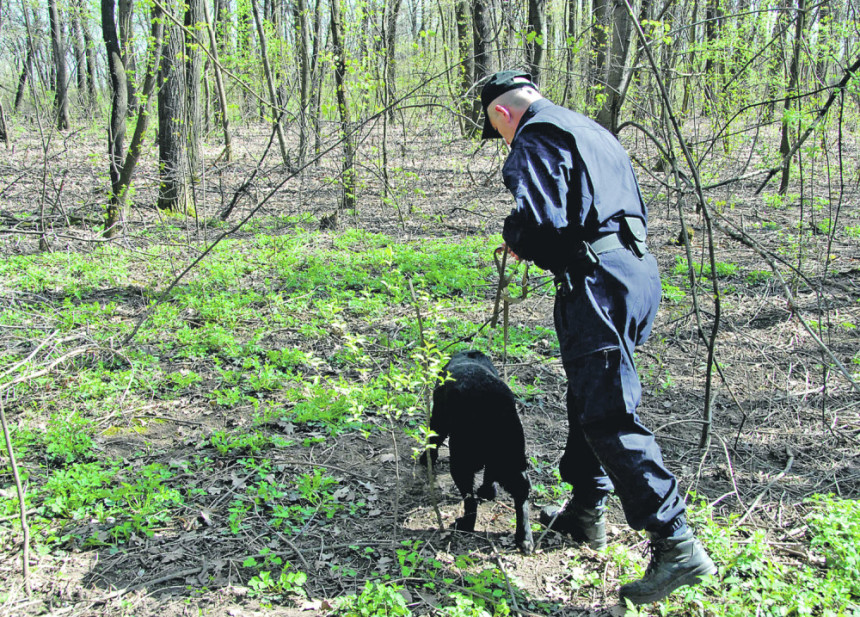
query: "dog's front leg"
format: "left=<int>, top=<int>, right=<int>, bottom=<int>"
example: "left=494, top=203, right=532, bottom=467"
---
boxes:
left=453, top=495, right=478, bottom=532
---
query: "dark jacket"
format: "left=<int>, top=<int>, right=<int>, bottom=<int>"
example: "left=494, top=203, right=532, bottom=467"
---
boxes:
left=501, top=98, right=647, bottom=274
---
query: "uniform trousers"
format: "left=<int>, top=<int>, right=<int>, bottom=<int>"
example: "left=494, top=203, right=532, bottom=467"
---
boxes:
left=553, top=248, right=686, bottom=534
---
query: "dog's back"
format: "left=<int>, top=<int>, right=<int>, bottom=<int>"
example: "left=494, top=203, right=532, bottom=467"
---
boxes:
left=433, top=351, right=527, bottom=475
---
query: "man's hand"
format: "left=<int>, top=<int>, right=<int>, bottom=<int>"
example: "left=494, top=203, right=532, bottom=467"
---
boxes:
left=495, top=243, right=521, bottom=262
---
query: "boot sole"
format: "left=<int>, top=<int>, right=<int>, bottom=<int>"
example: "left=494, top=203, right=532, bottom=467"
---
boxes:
left=619, top=562, right=717, bottom=605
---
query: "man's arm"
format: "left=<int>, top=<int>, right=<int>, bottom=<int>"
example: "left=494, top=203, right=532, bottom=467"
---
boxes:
left=501, top=128, right=580, bottom=274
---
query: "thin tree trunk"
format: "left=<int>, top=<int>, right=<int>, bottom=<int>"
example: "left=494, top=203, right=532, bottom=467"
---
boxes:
left=102, top=0, right=128, bottom=238
left=778, top=0, right=807, bottom=194
left=202, top=0, right=232, bottom=161
left=158, top=4, right=189, bottom=213
left=293, top=0, right=311, bottom=164
left=250, top=0, right=290, bottom=168
left=71, top=7, right=87, bottom=101
left=14, top=45, right=33, bottom=111
left=119, top=0, right=137, bottom=116
left=384, top=0, right=403, bottom=121
left=330, top=0, right=356, bottom=213
left=185, top=0, right=203, bottom=182
left=80, top=0, right=98, bottom=109
left=49, top=0, right=70, bottom=130
left=311, top=0, right=324, bottom=163
left=105, top=3, right=164, bottom=235
left=455, top=0, right=474, bottom=135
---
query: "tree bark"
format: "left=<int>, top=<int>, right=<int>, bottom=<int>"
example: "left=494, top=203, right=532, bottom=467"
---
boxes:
left=778, top=0, right=807, bottom=194
left=455, top=0, right=475, bottom=135
left=185, top=0, right=204, bottom=181
left=101, top=0, right=128, bottom=237
left=14, top=45, right=33, bottom=112
left=526, top=0, right=546, bottom=86
left=250, top=0, right=291, bottom=168
left=80, top=0, right=99, bottom=109
left=105, top=4, right=164, bottom=235
left=158, top=4, right=190, bottom=213
left=330, top=0, right=356, bottom=212
left=293, top=0, right=312, bottom=164
left=202, top=0, right=232, bottom=161
left=595, top=0, right=635, bottom=133
left=472, top=0, right=494, bottom=121
left=589, top=0, right=609, bottom=107
left=71, top=6, right=88, bottom=101
left=119, top=0, right=138, bottom=116
left=48, top=0, right=70, bottom=129
left=384, top=0, right=404, bottom=121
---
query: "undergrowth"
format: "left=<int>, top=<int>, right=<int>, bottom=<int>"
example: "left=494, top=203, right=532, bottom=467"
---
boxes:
left=1, top=221, right=857, bottom=614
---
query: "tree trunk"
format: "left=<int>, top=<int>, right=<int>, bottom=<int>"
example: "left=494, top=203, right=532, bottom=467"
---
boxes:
left=158, top=7, right=190, bottom=213
left=455, top=0, right=475, bottom=135
left=595, top=0, right=634, bottom=133
left=703, top=0, right=722, bottom=106
left=202, top=0, right=232, bottom=161
left=185, top=0, right=203, bottom=182
left=330, top=0, right=356, bottom=212
left=526, top=0, right=546, bottom=86
left=293, top=0, right=312, bottom=164
left=49, top=0, right=70, bottom=130
left=101, top=0, right=128, bottom=237
left=14, top=45, right=33, bottom=112
left=472, top=0, right=494, bottom=120
left=250, top=0, right=291, bottom=168
left=778, top=0, right=807, bottom=194
left=311, top=0, right=325, bottom=162
left=119, top=0, right=137, bottom=116
left=589, top=0, right=609, bottom=107
left=815, top=1, right=832, bottom=82
left=384, top=0, right=404, bottom=121
left=106, top=4, right=164, bottom=235
left=80, top=0, right=99, bottom=109
left=71, top=7, right=87, bottom=101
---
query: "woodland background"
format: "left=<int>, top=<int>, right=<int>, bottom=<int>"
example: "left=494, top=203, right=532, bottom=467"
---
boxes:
left=0, top=0, right=859, bottom=615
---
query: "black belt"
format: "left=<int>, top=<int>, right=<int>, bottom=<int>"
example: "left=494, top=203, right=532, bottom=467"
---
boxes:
left=554, top=232, right=640, bottom=295
left=589, top=232, right=626, bottom=255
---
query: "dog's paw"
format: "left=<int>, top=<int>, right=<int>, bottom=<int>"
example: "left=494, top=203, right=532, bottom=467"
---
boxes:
left=452, top=515, right=477, bottom=533
left=516, top=531, right=535, bottom=554
left=476, top=482, right=497, bottom=501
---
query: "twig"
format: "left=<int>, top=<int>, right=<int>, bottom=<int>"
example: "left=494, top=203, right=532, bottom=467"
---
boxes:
left=0, top=394, right=31, bottom=596
left=42, top=567, right=204, bottom=616
left=735, top=449, right=795, bottom=528
left=488, top=539, right=521, bottom=615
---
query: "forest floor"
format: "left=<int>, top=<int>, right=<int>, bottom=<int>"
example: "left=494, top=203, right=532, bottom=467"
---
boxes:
left=0, top=119, right=859, bottom=617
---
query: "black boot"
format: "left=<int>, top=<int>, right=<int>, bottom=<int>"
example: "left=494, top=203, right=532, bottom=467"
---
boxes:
left=539, top=503, right=606, bottom=549
left=619, top=530, right=717, bottom=604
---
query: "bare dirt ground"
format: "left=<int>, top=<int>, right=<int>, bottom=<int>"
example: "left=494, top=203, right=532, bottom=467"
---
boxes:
left=1, top=117, right=859, bottom=616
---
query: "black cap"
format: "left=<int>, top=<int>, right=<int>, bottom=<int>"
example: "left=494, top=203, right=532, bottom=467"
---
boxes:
left=480, top=70, right=538, bottom=139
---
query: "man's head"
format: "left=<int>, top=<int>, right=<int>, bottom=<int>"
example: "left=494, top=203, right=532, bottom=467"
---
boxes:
left=481, top=70, right=543, bottom=143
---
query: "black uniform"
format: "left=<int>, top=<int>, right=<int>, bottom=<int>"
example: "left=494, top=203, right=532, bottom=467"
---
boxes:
left=501, top=98, right=686, bottom=535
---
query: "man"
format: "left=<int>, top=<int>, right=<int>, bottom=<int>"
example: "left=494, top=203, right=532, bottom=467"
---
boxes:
left=480, top=70, right=716, bottom=605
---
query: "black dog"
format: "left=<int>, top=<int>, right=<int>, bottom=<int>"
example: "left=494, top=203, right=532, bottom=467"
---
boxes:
left=420, top=350, right=533, bottom=553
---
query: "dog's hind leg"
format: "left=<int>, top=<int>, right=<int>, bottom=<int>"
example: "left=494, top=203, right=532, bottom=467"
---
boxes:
left=476, top=471, right=497, bottom=501
left=501, top=469, right=534, bottom=554
left=450, top=465, right=478, bottom=532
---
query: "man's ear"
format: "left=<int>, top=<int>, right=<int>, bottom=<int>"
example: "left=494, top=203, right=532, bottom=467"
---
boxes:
left=493, top=104, right=512, bottom=125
